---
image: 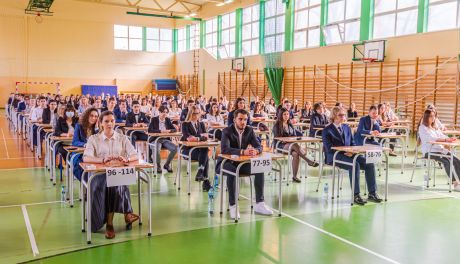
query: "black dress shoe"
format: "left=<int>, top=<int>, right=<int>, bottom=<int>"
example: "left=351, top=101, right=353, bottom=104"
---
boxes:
left=307, top=160, right=319, bottom=167
left=156, top=167, right=163, bottom=174
left=353, top=194, right=367, bottom=206
left=202, top=179, right=211, bottom=192
left=292, top=177, right=301, bottom=183
left=195, top=169, right=204, bottom=182
left=368, top=193, right=383, bottom=203
left=389, top=152, right=397, bottom=157
left=163, top=164, right=173, bottom=173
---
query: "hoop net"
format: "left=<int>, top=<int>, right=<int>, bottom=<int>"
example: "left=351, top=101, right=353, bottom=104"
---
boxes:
left=362, top=58, right=377, bottom=64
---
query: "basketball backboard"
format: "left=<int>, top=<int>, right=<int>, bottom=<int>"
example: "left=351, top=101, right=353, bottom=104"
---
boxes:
left=352, top=40, right=386, bottom=62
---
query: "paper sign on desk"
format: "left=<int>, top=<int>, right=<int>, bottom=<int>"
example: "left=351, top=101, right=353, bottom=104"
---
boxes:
left=106, top=167, right=137, bottom=187
left=365, top=150, right=382, bottom=164
left=251, top=157, right=272, bottom=174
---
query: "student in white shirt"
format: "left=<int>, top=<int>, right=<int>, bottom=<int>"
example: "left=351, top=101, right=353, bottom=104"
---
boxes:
left=168, top=99, right=182, bottom=121
left=418, top=109, right=460, bottom=190
left=206, top=103, right=224, bottom=140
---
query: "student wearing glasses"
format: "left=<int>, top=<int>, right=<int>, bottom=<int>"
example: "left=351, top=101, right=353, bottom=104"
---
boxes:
left=323, top=106, right=381, bottom=205
left=148, top=105, right=178, bottom=173
left=181, top=105, right=211, bottom=191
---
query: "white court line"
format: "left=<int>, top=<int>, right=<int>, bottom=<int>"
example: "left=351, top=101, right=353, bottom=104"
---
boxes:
left=0, top=167, right=44, bottom=171
left=21, top=205, right=40, bottom=256
left=238, top=194, right=400, bottom=264
left=0, top=200, right=63, bottom=209
left=377, top=179, right=460, bottom=201
left=1, top=128, right=10, bottom=159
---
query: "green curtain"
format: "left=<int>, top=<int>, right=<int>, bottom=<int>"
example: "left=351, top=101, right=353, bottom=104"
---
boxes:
left=264, top=67, right=284, bottom=106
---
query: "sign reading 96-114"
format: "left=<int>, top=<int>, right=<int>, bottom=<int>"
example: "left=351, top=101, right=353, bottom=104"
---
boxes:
left=250, top=157, right=272, bottom=174
left=106, top=167, right=137, bottom=187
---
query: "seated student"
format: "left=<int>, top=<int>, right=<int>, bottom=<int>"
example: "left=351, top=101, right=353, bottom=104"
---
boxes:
left=168, top=99, right=182, bottom=124
left=292, top=99, right=301, bottom=115
left=273, top=108, right=318, bottom=183
left=322, top=106, right=382, bottom=205
left=83, top=110, right=139, bottom=239
left=151, top=98, right=162, bottom=117
left=180, top=99, right=195, bottom=122
left=206, top=98, right=218, bottom=113
left=140, top=98, right=152, bottom=115
left=251, top=102, right=269, bottom=131
left=377, top=103, right=397, bottom=156
left=72, top=108, right=99, bottom=181
left=227, top=97, right=251, bottom=127
left=181, top=105, right=211, bottom=190
left=77, top=97, right=90, bottom=116
left=93, top=98, right=107, bottom=115
left=300, top=101, right=313, bottom=121
left=347, top=102, right=359, bottom=119
left=106, top=97, right=117, bottom=112
left=309, top=102, right=328, bottom=137
left=125, top=100, right=149, bottom=145
left=55, top=105, right=79, bottom=160
left=206, top=103, right=225, bottom=140
left=418, top=109, right=460, bottom=191
left=250, top=96, right=260, bottom=111
left=265, top=98, right=277, bottom=114
left=276, top=100, right=296, bottom=123
left=148, top=105, right=177, bottom=173
left=113, top=100, right=129, bottom=123
left=385, top=102, right=398, bottom=122
left=218, top=109, right=273, bottom=219
left=323, top=103, right=331, bottom=119
left=354, top=105, right=381, bottom=146
left=426, top=104, right=446, bottom=130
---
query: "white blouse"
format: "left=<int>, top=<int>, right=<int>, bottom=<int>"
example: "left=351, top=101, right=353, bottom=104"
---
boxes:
left=169, top=108, right=182, bottom=118
left=84, top=131, right=137, bottom=159
left=140, top=105, right=151, bottom=114
left=206, top=114, right=224, bottom=126
left=418, top=124, right=448, bottom=155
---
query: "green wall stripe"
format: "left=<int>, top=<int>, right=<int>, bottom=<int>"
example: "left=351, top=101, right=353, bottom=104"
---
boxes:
left=319, top=0, right=328, bottom=47
left=417, top=0, right=429, bottom=33
left=235, top=8, right=243, bottom=57
left=172, top=28, right=178, bottom=53
left=359, top=0, right=373, bottom=41
left=142, top=27, right=147, bottom=51
left=200, top=20, right=206, bottom=48
left=186, top=25, right=191, bottom=51
left=259, top=0, right=266, bottom=54
left=217, top=15, right=222, bottom=59
left=284, top=0, right=295, bottom=51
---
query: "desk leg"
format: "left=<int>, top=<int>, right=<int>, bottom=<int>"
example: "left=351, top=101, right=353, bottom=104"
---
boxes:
left=427, top=153, right=431, bottom=188
left=138, top=172, right=142, bottom=225
left=148, top=170, right=152, bottom=236
left=219, top=160, right=226, bottom=215
left=277, top=161, right=282, bottom=217
left=449, top=151, right=454, bottom=193
left=87, top=175, right=92, bottom=244
left=81, top=172, right=87, bottom=232
left=385, top=153, right=389, bottom=201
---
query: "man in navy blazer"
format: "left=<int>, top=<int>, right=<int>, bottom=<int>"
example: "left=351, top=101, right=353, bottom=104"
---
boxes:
left=354, top=105, right=381, bottom=146
left=322, top=106, right=382, bottom=205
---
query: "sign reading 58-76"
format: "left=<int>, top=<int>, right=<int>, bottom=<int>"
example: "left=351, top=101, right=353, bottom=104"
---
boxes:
left=366, top=150, right=383, bottom=164
left=251, top=157, right=272, bottom=174
left=106, top=167, right=137, bottom=187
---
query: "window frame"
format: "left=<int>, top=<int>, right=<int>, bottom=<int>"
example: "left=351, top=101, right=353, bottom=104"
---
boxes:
left=242, top=4, right=260, bottom=57
left=264, top=0, right=286, bottom=54
left=322, top=0, right=361, bottom=45
left=293, top=0, right=322, bottom=49
left=373, top=0, right=419, bottom=39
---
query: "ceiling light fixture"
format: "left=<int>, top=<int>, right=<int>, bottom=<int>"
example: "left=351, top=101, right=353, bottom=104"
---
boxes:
left=189, top=13, right=197, bottom=17
left=224, top=0, right=233, bottom=4
left=216, top=2, right=225, bottom=6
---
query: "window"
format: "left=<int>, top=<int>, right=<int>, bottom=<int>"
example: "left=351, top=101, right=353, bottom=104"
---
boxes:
left=323, top=0, right=361, bottom=45
left=205, top=18, right=218, bottom=57
left=294, top=0, right=321, bottom=49
left=242, top=4, right=260, bottom=56
left=427, top=0, right=460, bottom=32
left=190, top=23, right=200, bottom=50
left=177, top=28, right=186, bottom=53
left=373, top=0, right=418, bottom=39
left=114, top=25, right=143, bottom=51
left=264, top=0, right=285, bottom=53
left=220, top=12, right=236, bottom=59
left=146, top=28, right=173, bottom=52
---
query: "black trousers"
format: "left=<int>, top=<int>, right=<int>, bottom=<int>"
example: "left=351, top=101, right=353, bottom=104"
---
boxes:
left=223, top=162, right=264, bottom=206
left=128, top=131, right=148, bottom=145
left=425, top=152, right=460, bottom=181
left=182, top=147, right=209, bottom=178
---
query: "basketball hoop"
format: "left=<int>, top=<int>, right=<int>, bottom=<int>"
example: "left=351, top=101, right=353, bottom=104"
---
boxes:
left=35, top=12, right=43, bottom=24
left=362, top=58, right=377, bottom=64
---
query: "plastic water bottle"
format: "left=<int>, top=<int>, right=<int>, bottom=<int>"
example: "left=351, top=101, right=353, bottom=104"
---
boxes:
left=60, top=185, right=66, bottom=202
left=208, top=174, right=220, bottom=214
left=323, top=183, right=329, bottom=199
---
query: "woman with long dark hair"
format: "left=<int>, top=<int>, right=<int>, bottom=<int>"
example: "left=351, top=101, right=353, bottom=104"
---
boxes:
left=273, top=107, right=318, bottom=183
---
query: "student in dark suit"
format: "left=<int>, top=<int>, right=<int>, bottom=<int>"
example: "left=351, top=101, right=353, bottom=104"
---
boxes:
left=148, top=105, right=177, bottom=173
left=322, top=106, right=382, bottom=205
left=180, top=105, right=211, bottom=191
left=180, top=99, right=195, bottom=122
left=54, top=105, right=79, bottom=159
left=227, top=97, right=251, bottom=127
left=309, top=102, right=328, bottom=137
left=354, top=105, right=381, bottom=146
left=125, top=101, right=149, bottom=145
left=218, top=109, right=273, bottom=220
left=113, top=100, right=129, bottom=123
left=42, top=100, right=58, bottom=125
left=347, top=102, right=359, bottom=119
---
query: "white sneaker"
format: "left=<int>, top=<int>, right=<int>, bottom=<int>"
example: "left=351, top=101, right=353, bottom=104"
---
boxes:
left=254, top=202, right=273, bottom=216
left=229, top=205, right=240, bottom=219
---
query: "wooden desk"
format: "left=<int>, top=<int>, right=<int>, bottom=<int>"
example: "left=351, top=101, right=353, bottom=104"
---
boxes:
left=79, top=161, right=154, bottom=244
left=331, top=145, right=390, bottom=205
left=362, top=133, right=407, bottom=174
left=218, top=152, right=284, bottom=222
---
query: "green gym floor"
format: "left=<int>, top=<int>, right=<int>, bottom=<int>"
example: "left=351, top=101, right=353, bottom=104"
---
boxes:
left=1, top=113, right=459, bottom=264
